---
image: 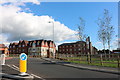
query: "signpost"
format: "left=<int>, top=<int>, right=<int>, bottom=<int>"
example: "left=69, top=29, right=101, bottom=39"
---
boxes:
left=19, top=53, right=27, bottom=76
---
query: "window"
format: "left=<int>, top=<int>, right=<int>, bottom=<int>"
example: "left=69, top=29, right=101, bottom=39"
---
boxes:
left=66, top=49, right=68, bottom=51
left=37, top=42, right=39, bottom=45
left=83, top=44, right=85, bottom=47
left=42, top=42, right=44, bottom=46
left=74, top=44, right=76, bottom=47
left=42, top=49, right=44, bottom=52
left=59, top=50, right=61, bottom=52
left=32, top=43, right=36, bottom=47
left=30, top=42, right=32, bottom=46
left=23, top=45, right=25, bottom=47
left=74, top=49, right=76, bottom=51
left=84, top=48, right=86, bottom=50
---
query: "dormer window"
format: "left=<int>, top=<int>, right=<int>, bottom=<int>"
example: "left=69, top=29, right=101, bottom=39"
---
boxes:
left=37, top=41, right=39, bottom=45
left=23, top=44, right=25, bottom=47
left=50, top=43, right=53, bottom=47
left=42, top=42, right=44, bottom=45
left=32, top=43, right=36, bottom=47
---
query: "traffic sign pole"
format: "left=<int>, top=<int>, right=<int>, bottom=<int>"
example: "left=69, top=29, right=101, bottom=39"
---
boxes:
left=19, top=53, right=27, bottom=76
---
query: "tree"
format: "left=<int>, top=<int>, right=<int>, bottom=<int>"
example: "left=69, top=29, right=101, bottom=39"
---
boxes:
left=77, top=17, right=86, bottom=41
left=97, top=9, right=114, bottom=55
left=76, top=17, right=87, bottom=55
left=97, top=10, right=107, bottom=54
left=104, top=9, right=114, bottom=55
left=97, top=28, right=107, bottom=54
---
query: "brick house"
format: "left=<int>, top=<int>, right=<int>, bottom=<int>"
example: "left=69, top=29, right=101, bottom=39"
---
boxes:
left=9, top=40, right=28, bottom=54
left=58, top=41, right=87, bottom=55
left=9, top=39, right=56, bottom=58
left=0, top=44, right=9, bottom=55
left=58, top=37, right=98, bottom=55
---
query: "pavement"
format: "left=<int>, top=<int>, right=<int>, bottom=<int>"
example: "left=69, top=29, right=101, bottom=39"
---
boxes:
left=42, top=58, right=120, bottom=75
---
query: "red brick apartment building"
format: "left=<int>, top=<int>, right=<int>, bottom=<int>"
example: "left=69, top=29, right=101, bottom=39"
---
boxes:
left=0, top=44, right=9, bottom=55
left=9, top=40, right=56, bottom=58
left=58, top=37, right=98, bottom=55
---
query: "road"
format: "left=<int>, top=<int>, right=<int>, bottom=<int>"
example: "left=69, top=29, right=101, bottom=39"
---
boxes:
left=5, top=58, right=119, bottom=79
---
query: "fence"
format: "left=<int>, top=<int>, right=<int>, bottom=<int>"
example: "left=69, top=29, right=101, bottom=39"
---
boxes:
left=8, top=53, right=120, bottom=68
left=56, top=53, right=120, bottom=68
left=8, top=54, right=42, bottom=58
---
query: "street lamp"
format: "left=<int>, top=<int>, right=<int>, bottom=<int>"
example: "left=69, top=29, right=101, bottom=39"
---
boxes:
left=48, top=21, right=54, bottom=42
left=48, top=21, right=55, bottom=58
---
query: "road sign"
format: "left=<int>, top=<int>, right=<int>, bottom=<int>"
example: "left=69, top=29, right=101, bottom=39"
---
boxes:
left=20, top=53, right=27, bottom=60
left=19, top=53, right=27, bottom=75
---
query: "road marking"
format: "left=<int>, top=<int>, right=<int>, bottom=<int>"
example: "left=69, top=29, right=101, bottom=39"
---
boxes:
left=7, top=64, right=45, bottom=80
left=12, top=65, right=19, bottom=70
left=31, top=74, right=46, bottom=80
left=6, top=64, right=19, bottom=71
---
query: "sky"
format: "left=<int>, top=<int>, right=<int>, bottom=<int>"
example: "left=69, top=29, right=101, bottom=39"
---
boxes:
left=0, top=0, right=119, bottom=50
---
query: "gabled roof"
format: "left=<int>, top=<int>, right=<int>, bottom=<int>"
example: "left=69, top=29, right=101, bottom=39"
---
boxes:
left=0, top=44, right=6, bottom=48
left=13, top=43, right=18, bottom=45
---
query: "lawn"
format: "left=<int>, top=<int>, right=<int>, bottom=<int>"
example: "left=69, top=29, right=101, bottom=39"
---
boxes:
left=57, top=57, right=119, bottom=68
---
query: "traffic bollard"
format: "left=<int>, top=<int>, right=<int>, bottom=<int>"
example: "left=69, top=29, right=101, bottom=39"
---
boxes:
left=19, top=53, right=28, bottom=76
left=1, top=54, right=5, bottom=65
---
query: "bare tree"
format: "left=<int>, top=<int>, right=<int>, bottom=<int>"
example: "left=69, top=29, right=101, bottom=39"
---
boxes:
left=97, top=9, right=114, bottom=55
left=76, top=17, right=87, bottom=55
left=98, top=28, right=107, bottom=54
left=106, top=26, right=114, bottom=54
left=77, top=17, right=86, bottom=41
left=103, top=9, right=114, bottom=55
left=97, top=10, right=107, bottom=54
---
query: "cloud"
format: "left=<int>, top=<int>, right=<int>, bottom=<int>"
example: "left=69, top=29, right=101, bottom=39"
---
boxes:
left=110, top=38, right=120, bottom=50
left=1, top=0, right=41, bottom=5
left=0, top=3, right=77, bottom=43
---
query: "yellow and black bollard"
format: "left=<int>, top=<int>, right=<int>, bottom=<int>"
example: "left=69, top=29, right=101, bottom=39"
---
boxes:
left=19, top=53, right=27, bottom=76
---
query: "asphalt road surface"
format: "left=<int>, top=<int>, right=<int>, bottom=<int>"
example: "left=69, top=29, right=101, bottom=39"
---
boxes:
left=5, top=58, right=119, bottom=79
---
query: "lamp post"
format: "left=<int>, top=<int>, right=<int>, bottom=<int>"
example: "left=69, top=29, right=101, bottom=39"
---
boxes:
left=48, top=21, right=54, bottom=42
left=48, top=21, right=55, bottom=58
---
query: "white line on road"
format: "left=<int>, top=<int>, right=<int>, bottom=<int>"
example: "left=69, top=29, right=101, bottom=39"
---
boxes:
left=12, top=65, right=19, bottom=70
left=6, top=64, right=19, bottom=71
left=31, top=74, right=46, bottom=80
left=7, top=64, right=45, bottom=80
